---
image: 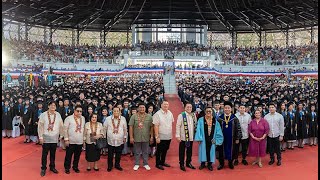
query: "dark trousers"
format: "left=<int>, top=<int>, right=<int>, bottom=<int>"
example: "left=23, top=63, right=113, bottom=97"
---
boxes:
left=179, top=141, right=193, bottom=166
left=234, top=138, right=249, bottom=160
left=267, top=136, right=281, bottom=161
left=108, top=144, right=124, bottom=168
left=41, top=143, right=57, bottom=170
left=64, top=144, right=82, bottom=170
left=156, top=139, right=171, bottom=166
left=205, top=142, right=212, bottom=166
left=217, top=144, right=235, bottom=166
left=217, top=145, right=224, bottom=166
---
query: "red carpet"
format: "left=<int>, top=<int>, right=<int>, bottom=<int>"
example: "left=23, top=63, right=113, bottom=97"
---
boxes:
left=2, top=95, right=318, bottom=180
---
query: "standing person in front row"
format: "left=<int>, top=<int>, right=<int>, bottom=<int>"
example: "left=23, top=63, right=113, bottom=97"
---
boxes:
left=176, top=102, right=197, bottom=171
left=195, top=106, right=223, bottom=171
left=83, top=113, right=104, bottom=171
left=217, top=101, right=242, bottom=170
left=63, top=105, right=85, bottom=174
left=307, top=104, right=317, bottom=146
left=234, top=104, right=252, bottom=166
left=153, top=101, right=174, bottom=170
left=129, top=103, right=154, bottom=171
left=264, top=103, right=284, bottom=166
left=296, top=102, right=307, bottom=148
left=104, top=107, right=127, bottom=172
left=38, top=101, right=64, bottom=177
left=248, top=110, right=269, bottom=168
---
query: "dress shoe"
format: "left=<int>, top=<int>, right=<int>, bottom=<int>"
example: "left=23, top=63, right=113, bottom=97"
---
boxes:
left=242, top=159, right=248, bottom=165
left=73, top=168, right=80, bottom=173
left=115, top=166, right=123, bottom=171
left=268, top=159, right=275, bottom=165
left=228, top=162, right=234, bottom=169
left=277, top=160, right=281, bottom=166
left=163, top=163, right=171, bottom=167
left=180, top=165, right=186, bottom=171
left=217, top=165, right=224, bottom=170
left=65, top=169, right=70, bottom=174
left=107, top=168, right=112, bottom=172
left=186, top=163, right=196, bottom=169
left=40, top=170, right=46, bottom=177
left=199, top=163, right=206, bottom=170
left=86, top=168, right=91, bottom=171
left=234, top=159, right=239, bottom=166
left=50, top=168, right=59, bottom=174
left=94, top=168, right=99, bottom=171
left=156, top=165, right=164, bottom=170
left=207, top=165, right=213, bottom=171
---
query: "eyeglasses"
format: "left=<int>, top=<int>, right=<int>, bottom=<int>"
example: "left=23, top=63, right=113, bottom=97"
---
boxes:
left=76, top=110, right=82, bottom=113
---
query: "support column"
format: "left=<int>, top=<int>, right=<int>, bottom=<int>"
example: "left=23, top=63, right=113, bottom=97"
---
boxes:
left=72, top=29, right=75, bottom=46
left=18, top=24, right=21, bottom=41
left=99, top=30, right=103, bottom=45
left=25, top=23, right=28, bottom=41
left=200, top=28, right=203, bottom=45
left=203, top=25, right=207, bottom=46
left=76, top=29, right=80, bottom=45
left=131, top=25, right=136, bottom=45
left=43, top=27, right=47, bottom=44
left=311, top=26, right=314, bottom=43
left=156, top=27, right=159, bottom=41
left=209, top=32, right=213, bottom=48
left=103, top=29, right=106, bottom=45
left=264, top=31, right=267, bottom=47
left=49, top=27, right=53, bottom=44
left=259, top=31, right=262, bottom=46
left=126, top=28, right=129, bottom=46
left=231, top=31, right=237, bottom=48
left=292, top=29, right=296, bottom=46
left=285, top=28, right=289, bottom=47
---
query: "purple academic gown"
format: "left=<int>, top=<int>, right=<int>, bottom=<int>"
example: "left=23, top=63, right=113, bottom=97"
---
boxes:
left=248, top=118, right=269, bottom=157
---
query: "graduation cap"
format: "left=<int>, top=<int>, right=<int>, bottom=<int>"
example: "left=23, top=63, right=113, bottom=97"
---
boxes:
left=224, top=101, right=233, bottom=108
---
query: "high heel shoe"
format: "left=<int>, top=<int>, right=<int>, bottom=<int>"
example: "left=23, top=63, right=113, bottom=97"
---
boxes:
left=252, top=161, right=258, bottom=165
left=258, top=162, right=263, bottom=168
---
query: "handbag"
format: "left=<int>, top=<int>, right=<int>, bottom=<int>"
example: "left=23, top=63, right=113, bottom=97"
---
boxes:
left=96, top=138, right=107, bottom=149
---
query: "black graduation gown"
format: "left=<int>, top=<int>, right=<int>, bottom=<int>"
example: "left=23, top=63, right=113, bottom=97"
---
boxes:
left=59, top=106, right=74, bottom=122
left=22, top=105, right=33, bottom=135
left=217, top=114, right=242, bottom=160
left=307, top=112, right=317, bottom=138
left=285, top=111, right=297, bottom=141
left=279, top=111, right=288, bottom=141
left=204, top=118, right=215, bottom=161
left=13, top=103, right=24, bottom=117
left=2, top=106, right=13, bottom=130
left=31, top=108, right=44, bottom=136
left=296, top=110, right=308, bottom=139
